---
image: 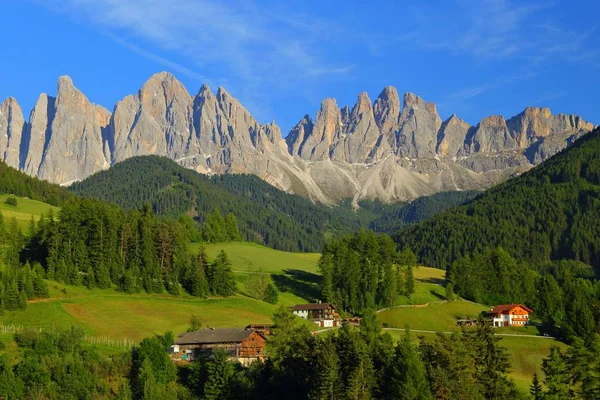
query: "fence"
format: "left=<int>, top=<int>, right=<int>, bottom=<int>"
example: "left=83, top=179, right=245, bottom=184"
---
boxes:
left=0, top=322, right=134, bottom=349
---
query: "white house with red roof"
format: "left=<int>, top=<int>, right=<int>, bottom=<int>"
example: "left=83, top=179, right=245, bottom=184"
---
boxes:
left=291, top=303, right=340, bottom=327
left=487, top=304, right=532, bottom=327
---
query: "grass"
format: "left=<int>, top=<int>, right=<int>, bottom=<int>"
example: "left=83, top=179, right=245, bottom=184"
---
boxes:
left=200, top=242, right=320, bottom=274
left=396, top=266, right=447, bottom=305
left=0, top=194, right=60, bottom=229
left=1, top=284, right=277, bottom=342
left=378, top=301, right=489, bottom=332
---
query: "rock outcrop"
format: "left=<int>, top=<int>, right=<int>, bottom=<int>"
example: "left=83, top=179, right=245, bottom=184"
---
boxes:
left=0, top=97, right=25, bottom=169
left=3, top=73, right=596, bottom=204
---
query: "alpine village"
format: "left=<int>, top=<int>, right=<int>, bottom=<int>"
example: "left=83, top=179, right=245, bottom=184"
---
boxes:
left=1, top=2, right=600, bottom=400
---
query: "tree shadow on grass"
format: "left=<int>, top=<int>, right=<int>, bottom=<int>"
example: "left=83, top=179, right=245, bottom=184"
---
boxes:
left=418, top=277, right=446, bottom=285
left=272, top=269, right=321, bottom=302
left=430, top=290, right=446, bottom=300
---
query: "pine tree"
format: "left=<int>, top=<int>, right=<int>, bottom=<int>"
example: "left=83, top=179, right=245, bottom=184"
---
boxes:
left=263, top=283, right=279, bottom=304
left=18, top=289, right=27, bottom=310
left=210, top=251, right=236, bottom=296
left=84, top=267, right=95, bottom=290
left=189, top=252, right=210, bottom=298
left=4, top=280, right=20, bottom=311
left=336, top=324, right=375, bottom=400
left=318, top=254, right=334, bottom=303
left=445, top=282, right=455, bottom=301
left=471, top=317, right=517, bottom=400
left=203, top=349, right=234, bottom=400
left=530, top=372, right=543, bottom=400
left=390, top=330, right=432, bottom=400
left=542, top=347, right=571, bottom=399
left=224, top=213, right=242, bottom=241
left=309, top=336, right=340, bottom=400
left=405, top=266, right=415, bottom=300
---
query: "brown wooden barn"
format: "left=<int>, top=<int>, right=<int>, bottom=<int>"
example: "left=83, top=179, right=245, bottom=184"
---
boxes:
left=170, top=328, right=266, bottom=365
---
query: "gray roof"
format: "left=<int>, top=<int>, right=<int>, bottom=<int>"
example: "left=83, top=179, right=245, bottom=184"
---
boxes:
left=174, top=328, right=256, bottom=345
left=291, top=303, right=334, bottom=311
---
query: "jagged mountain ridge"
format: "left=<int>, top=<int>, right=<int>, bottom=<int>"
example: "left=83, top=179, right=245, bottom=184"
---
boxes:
left=0, top=72, right=594, bottom=204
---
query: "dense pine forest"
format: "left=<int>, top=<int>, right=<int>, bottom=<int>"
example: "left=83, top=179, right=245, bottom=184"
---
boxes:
left=70, top=156, right=480, bottom=251
left=396, top=126, right=600, bottom=271
left=362, top=190, right=479, bottom=233
left=70, top=156, right=362, bottom=252
left=0, top=160, right=75, bottom=206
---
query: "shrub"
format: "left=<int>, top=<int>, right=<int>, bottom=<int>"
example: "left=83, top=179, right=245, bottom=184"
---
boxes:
left=263, top=283, right=279, bottom=304
left=4, top=196, right=17, bottom=206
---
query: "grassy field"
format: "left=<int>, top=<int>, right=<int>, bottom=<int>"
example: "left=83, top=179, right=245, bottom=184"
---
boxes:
left=201, top=242, right=320, bottom=274
left=0, top=194, right=60, bottom=228
left=0, top=242, right=322, bottom=345
left=398, top=266, right=447, bottom=305
left=379, top=301, right=488, bottom=331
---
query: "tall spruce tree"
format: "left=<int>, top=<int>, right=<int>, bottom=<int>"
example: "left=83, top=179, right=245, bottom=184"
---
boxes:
left=210, top=251, right=236, bottom=296
left=203, top=349, right=234, bottom=400
left=390, top=330, right=431, bottom=400
left=309, top=336, right=340, bottom=400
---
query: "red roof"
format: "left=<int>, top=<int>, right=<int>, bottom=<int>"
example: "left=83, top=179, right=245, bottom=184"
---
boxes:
left=488, top=304, right=532, bottom=314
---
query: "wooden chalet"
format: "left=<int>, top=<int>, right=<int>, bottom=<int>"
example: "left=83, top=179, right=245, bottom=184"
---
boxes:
left=291, top=303, right=340, bottom=327
left=245, top=324, right=274, bottom=335
left=487, top=304, right=532, bottom=327
left=170, top=328, right=266, bottom=365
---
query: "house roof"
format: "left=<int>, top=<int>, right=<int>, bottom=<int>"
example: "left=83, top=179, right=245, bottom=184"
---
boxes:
left=488, top=304, right=533, bottom=314
left=291, top=303, right=334, bottom=311
left=174, top=328, right=261, bottom=345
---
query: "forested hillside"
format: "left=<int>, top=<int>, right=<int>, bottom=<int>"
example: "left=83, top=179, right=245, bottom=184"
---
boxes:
left=0, top=160, right=75, bottom=206
left=362, top=191, right=479, bottom=234
left=396, top=126, right=600, bottom=271
left=70, top=157, right=362, bottom=252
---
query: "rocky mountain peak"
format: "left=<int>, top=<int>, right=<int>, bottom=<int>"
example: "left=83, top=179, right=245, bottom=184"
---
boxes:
left=403, top=92, right=423, bottom=109
left=480, top=115, right=507, bottom=127
left=353, top=92, right=372, bottom=114
left=373, top=86, right=401, bottom=133
left=2, top=72, right=596, bottom=205
left=0, top=96, right=25, bottom=169
left=57, top=75, right=75, bottom=89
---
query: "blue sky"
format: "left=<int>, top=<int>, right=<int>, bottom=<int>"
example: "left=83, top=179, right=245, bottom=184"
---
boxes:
left=2, top=0, right=599, bottom=134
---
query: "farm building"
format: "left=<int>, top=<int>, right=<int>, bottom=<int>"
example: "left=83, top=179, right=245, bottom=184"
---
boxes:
left=291, top=303, right=340, bottom=327
left=170, top=328, right=266, bottom=365
left=487, top=304, right=532, bottom=327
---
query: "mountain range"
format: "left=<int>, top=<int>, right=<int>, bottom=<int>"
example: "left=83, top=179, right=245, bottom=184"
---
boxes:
left=0, top=72, right=594, bottom=204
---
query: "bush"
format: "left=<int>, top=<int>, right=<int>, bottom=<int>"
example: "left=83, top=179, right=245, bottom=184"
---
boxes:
left=0, top=340, right=5, bottom=351
left=14, top=329, right=39, bottom=348
left=263, top=283, right=279, bottom=304
left=4, top=196, right=17, bottom=206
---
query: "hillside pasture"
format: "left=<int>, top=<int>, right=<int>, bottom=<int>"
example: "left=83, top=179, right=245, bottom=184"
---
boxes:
left=0, top=194, right=59, bottom=228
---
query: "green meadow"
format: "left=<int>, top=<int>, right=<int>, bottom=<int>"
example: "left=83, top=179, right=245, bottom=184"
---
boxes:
left=0, top=194, right=60, bottom=228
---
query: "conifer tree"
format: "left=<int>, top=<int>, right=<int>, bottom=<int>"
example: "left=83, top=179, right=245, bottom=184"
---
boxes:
left=189, top=252, right=210, bottom=298
left=263, top=283, right=279, bottom=304
left=203, top=349, right=234, bottom=400
left=210, top=251, right=236, bottom=296
left=309, top=336, right=340, bottom=400
left=530, top=372, right=543, bottom=400
left=390, top=330, right=431, bottom=400
left=4, top=280, right=20, bottom=311
left=405, top=266, right=415, bottom=300
left=267, top=305, right=315, bottom=399
left=18, top=289, right=27, bottom=310
left=542, top=347, right=572, bottom=399
left=224, top=213, right=242, bottom=241
left=471, top=317, right=517, bottom=400
left=84, top=267, right=95, bottom=290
